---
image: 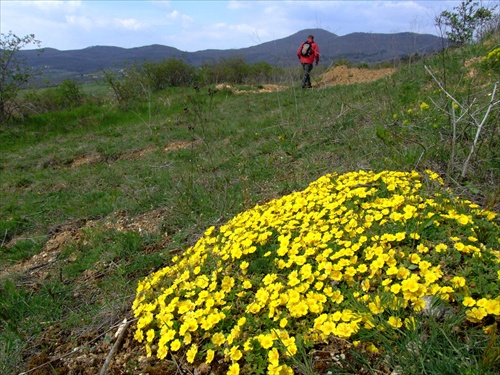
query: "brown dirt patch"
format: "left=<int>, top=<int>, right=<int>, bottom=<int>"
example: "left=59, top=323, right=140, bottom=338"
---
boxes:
left=0, top=209, right=167, bottom=283
left=67, top=141, right=195, bottom=170
left=118, top=145, right=158, bottom=161
left=70, top=153, right=103, bottom=168
left=318, top=65, right=397, bottom=87
left=216, top=83, right=288, bottom=93
left=164, top=139, right=199, bottom=152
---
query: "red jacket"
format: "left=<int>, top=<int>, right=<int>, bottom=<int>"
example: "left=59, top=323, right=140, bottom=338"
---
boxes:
left=297, top=39, right=320, bottom=64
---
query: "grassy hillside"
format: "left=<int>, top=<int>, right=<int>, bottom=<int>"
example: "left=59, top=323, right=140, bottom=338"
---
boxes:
left=1, top=36, right=499, bottom=374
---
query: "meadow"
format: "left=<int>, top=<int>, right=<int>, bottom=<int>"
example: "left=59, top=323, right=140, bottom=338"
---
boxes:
left=1, top=35, right=499, bottom=374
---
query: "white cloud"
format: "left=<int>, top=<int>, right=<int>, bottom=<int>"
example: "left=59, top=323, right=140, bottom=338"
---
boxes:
left=31, top=0, right=82, bottom=12
left=65, top=15, right=93, bottom=30
left=166, top=10, right=193, bottom=26
left=227, top=1, right=252, bottom=10
left=113, top=18, right=147, bottom=31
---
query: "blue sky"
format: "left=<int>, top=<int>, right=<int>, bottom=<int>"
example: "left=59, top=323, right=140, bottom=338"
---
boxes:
left=1, top=1, right=470, bottom=51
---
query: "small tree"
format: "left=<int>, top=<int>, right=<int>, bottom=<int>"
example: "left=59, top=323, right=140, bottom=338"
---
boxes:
left=437, top=0, right=495, bottom=46
left=142, top=58, right=195, bottom=90
left=0, top=31, right=42, bottom=124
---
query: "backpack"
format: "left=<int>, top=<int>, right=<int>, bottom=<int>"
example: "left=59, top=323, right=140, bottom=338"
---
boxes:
left=300, top=41, right=313, bottom=57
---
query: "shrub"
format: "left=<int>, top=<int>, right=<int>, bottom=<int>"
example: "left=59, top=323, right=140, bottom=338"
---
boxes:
left=142, top=58, right=196, bottom=90
left=199, top=57, right=251, bottom=85
left=132, top=170, right=499, bottom=374
left=103, top=66, right=146, bottom=108
left=437, top=0, right=495, bottom=46
left=21, top=79, right=85, bottom=114
left=0, top=31, right=42, bottom=124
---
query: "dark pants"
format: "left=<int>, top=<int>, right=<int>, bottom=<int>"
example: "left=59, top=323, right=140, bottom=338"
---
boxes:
left=301, top=63, right=313, bottom=88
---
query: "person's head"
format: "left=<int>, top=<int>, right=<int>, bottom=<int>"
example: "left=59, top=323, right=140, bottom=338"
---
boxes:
left=308, top=35, right=314, bottom=41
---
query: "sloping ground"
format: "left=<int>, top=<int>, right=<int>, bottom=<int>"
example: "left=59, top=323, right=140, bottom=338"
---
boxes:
left=6, top=66, right=400, bottom=375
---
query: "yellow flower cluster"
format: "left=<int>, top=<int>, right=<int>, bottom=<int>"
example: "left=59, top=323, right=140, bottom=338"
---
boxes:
left=132, top=170, right=500, bottom=374
left=483, top=47, right=500, bottom=72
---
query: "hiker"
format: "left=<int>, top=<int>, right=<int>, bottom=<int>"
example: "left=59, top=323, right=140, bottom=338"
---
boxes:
left=297, top=35, right=320, bottom=89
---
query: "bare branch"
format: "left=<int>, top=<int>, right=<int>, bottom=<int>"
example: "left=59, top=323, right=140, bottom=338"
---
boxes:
left=461, top=81, right=498, bottom=178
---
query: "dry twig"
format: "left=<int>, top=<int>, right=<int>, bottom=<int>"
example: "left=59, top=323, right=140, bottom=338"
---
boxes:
left=99, top=318, right=131, bottom=375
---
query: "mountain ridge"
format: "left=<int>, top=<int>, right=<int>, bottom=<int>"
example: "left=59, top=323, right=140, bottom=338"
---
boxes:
left=20, top=28, right=448, bottom=82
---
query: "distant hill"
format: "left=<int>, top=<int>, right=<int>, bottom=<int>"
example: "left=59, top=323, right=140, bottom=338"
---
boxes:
left=19, top=28, right=448, bottom=84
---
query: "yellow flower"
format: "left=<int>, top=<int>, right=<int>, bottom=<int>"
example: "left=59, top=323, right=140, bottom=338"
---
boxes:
left=314, top=281, right=324, bottom=290
left=319, top=320, right=336, bottom=335
left=382, top=278, right=392, bottom=287
left=404, top=317, right=417, bottom=331
left=401, top=276, right=421, bottom=293
left=424, top=271, right=439, bottom=284
left=212, top=332, right=225, bottom=346
left=386, top=266, right=398, bottom=276
left=268, top=347, right=280, bottom=366
left=463, top=297, right=476, bottom=307
left=466, top=307, right=488, bottom=322
left=357, top=264, right=368, bottom=273
left=450, top=276, right=466, bottom=288
left=258, top=334, right=274, bottom=349
left=157, top=343, right=168, bottom=359
left=457, top=214, right=470, bottom=225
left=221, top=276, right=235, bottom=292
left=397, top=267, right=410, bottom=280
left=368, top=297, right=384, bottom=314
left=195, top=275, right=209, bottom=289
left=227, top=362, right=240, bottom=375
left=331, top=290, right=344, bottom=304
left=289, top=300, right=309, bottom=317
left=395, top=232, right=406, bottom=241
left=282, top=336, right=297, bottom=355
left=416, top=244, right=429, bottom=253
left=171, top=339, right=181, bottom=351
left=186, top=344, right=198, bottom=363
left=478, top=298, right=500, bottom=315
left=146, top=329, right=155, bottom=343
left=279, top=365, right=294, bottom=375
left=435, top=243, right=447, bottom=253
left=410, top=253, right=421, bottom=264
left=229, top=346, right=243, bottom=361
left=362, top=279, right=371, bottom=291
left=263, top=273, right=277, bottom=285
left=205, top=349, right=215, bottom=364
left=388, top=316, right=403, bottom=328
left=287, top=271, right=300, bottom=286
left=345, top=266, right=357, bottom=277
left=390, top=283, right=401, bottom=294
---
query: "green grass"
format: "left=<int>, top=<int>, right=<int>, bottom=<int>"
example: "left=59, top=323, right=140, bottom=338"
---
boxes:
left=1, top=36, right=499, bottom=374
